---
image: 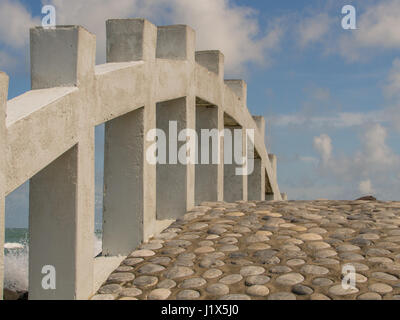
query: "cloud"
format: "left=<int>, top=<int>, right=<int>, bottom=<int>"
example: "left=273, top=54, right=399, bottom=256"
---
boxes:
left=297, top=13, right=333, bottom=47
left=43, top=0, right=284, bottom=75
left=0, top=0, right=40, bottom=49
left=359, top=179, right=374, bottom=195
left=338, top=0, right=400, bottom=61
left=313, top=134, right=332, bottom=164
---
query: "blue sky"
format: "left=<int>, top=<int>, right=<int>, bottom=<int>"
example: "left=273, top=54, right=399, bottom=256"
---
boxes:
left=2, top=0, right=400, bottom=227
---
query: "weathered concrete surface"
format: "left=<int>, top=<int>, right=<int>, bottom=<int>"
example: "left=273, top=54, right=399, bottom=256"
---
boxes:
left=93, top=200, right=400, bottom=300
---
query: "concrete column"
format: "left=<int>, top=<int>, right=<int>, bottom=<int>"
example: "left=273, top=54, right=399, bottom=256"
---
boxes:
left=248, top=157, right=265, bottom=201
left=102, top=108, right=144, bottom=256
left=156, top=98, right=189, bottom=219
left=281, top=193, right=288, bottom=200
left=225, top=80, right=247, bottom=108
left=156, top=24, right=196, bottom=219
left=224, top=125, right=246, bottom=202
left=29, top=26, right=96, bottom=300
left=0, top=72, right=8, bottom=300
left=252, top=116, right=265, bottom=144
left=195, top=105, right=219, bottom=204
left=103, top=19, right=158, bottom=253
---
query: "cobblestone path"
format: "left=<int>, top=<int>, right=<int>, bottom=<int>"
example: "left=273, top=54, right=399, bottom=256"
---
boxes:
left=92, top=200, right=400, bottom=300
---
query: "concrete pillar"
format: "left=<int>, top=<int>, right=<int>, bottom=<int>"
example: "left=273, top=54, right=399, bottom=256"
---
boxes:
left=281, top=193, right=288, bottom=200
left=195, top=105, right=219, bottom=204
left=0, top=72, right=8, bottom=300
left=156, top=24, right=196, bottom=219
left=225, top=80, right=247, bottom=107
left=156, top=98, right=189, bottom=219
left=223, top=125, right=247, bottom=202
left=29, top=26, right=96, bottom=300
left=248, top=157, right=265, bottom=201
left=102, top=108, right=145, bottom=256
left=103, top=19, right=158, bottom=254
left=252, top=116, right=265, bottom=144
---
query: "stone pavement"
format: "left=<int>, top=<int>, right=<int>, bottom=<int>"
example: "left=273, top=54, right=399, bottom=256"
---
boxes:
left=91, top=200, right=400, bottom=300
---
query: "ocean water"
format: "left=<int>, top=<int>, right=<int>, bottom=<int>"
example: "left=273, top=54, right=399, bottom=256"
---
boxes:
left=4, top=228, right=103, bottom=291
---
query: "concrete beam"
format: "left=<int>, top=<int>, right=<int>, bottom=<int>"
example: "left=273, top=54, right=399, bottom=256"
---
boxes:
left=252, top=115, right=265, bottom=144
left=30, top=26, right=96, bottom=89
left=156, top=25, right=195, bottom=61
left=0, top=72, right=8, bottom=300
left=106, top=19, right=157, bottom=62
left=103, top=108, right=144, bottom=256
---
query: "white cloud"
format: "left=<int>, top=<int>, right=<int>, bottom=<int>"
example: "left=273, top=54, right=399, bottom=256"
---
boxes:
left=338, top=0, right=400, bottom=61
left=297, top=13, right=333, bottom=47
left=359, top=179, right=374, bottom=195
left=44, top=0, right=284, bottom=75
left=313, top=134, right=332, bottom=164
left=0, top=0, right=39, bottom=49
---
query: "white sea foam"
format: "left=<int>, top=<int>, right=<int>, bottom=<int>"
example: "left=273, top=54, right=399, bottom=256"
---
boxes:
left=4, top=233, right=102, bottom=291
left=4, top=242, right=24, bottom=250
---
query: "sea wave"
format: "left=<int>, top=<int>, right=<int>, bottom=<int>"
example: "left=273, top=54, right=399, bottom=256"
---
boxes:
left=4, top=233, right=102, bottom=292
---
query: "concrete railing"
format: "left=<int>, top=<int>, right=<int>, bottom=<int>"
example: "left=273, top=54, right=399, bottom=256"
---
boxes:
left=0, top=18, right=283, bottom=300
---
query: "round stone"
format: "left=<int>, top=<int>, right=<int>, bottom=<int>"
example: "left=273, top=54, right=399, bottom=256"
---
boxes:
left=195, top=246, right=215, bottom=253
left=246, top=285, right=270, bottom=296
left=300, top=265, right=329, bottom=275
left=270, top=266, right=292, bottom=274
left=226, top=211, right=244, bottom=217
left=359, top=233, right=380, bottom=240
left=292, top=284, right=313, bottom=295
left=248, top=243, right=271, bottom=250
left=189, top=222, right=208, bottom=230
left=313, top=249, right=337, bottom=258
left=148, top=288, right=171, bottom=300
left=328, top=285, right=359, bottom=296
left=246, top=234, right=270, bottom=243
left=177, top=290, right=200, bottom=300
left=369, top=283, right=393, bottom=294
left=120, top=288, right=142, bottom=297
left=219, top=274, right=243, bottom=285
left=198, top=240, right=214, bottom=247
left=298, top=233, right=323, bottom=241
left=108, top=272, right=135, bottom=283
left=312, top=278, right=333, bottom=286
left=150, top=257, right=172, bottom=266
left=179, top=277, right=207, bottom=289
left=115, top=266, right=134, bottom=272
left=208, top=226, right=227, bottom=235
left=124, top=258, right=144, bottom=266
left=336, top=244, right=360, bottom=252
left=310, top=293, right=331, bottom=300
left=286, top=259, right=305, bottom=267
left=339, top=252, right=365, bottom=261
left=130, top=249, right=155, bottom=257
left=307, top=242, right=331, bottom=250
left=199, top=259, right=225, bottom=268
left=371, top=272, right=398, bottom=281
left=240, top=266, right=265, bottom=276
left=166, top=240, right=192, bottom=247
left=368, top=257, right=393, bottom=264
left=203, top=268, right=223, bottom=279
left=161, top=247, right=186, bottom=255
left=91, top=294, right=115, bottom=300
left=220, top=294, right=251, bottom=300
left=357, top=292, right=382, bottom=300
left=175, top=259, right=194, bottom=267
left=141, top=242, right=163, bottom=250
left=245, top=275, right=271, bottom=286
left=98, top=284, right=122, bottom=294
left=164, top=266, right=194, bottom=279
left=157, top=279, right=176, bottom=289
left=137, top=263, right=165, bottom=274
left=178, top=253, right=196, bottom=260
left=219, top=244, right=239, bottom=252
left=206, top=283, right=229, bottom=296
left=276, top=273, right=304, bottom=286
left=351, top=262, right=370, bottom=272
left=133, top=276, right=158, bottom=288
left=268, top=292, right=297, bottom=300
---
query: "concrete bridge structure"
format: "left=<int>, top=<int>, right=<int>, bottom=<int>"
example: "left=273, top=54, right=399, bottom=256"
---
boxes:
left=0, top=19, right=284, bottom=300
